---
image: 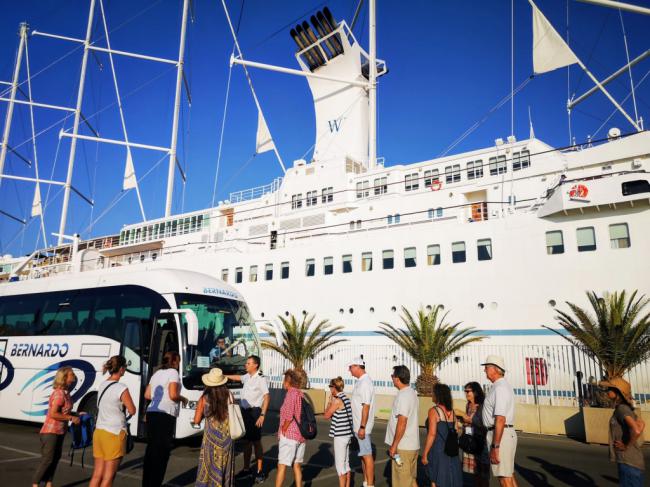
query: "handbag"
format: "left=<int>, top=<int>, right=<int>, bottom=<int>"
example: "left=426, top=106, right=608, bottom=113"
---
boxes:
left=436, top=407, right=459, bottom=457
left=228, top=394, right=246, bottom=440
left=458, top=407, right=484, bottom=455
left=342, top=393, right=359, bottom=450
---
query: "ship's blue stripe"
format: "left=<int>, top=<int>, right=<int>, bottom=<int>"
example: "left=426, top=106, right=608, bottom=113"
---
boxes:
left=258, top=328, right=569, bottom=338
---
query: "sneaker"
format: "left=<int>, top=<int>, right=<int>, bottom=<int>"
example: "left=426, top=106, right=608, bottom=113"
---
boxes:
left=254, top=471, right=266, bottom=484
left=235, top=469, right=252, bottom=479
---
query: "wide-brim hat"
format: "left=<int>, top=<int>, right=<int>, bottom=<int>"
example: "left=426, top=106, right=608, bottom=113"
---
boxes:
left=599, top=377, right=633, bottom=404
left=481, top=355, right=506, bottom=372
left=347, top=356, right=365, bottom=367
left=202, top=367, right=228, bottom=387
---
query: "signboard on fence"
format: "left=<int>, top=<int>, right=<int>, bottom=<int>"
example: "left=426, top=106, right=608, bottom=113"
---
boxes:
left=525, top=357, right=548, bottom=386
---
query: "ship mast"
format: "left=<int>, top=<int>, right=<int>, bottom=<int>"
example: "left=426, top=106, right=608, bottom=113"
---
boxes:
left=368, top=0, right=377, bottom=169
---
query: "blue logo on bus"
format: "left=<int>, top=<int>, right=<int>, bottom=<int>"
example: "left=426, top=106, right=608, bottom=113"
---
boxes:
left=0, top=356, right=15, bottom=391
left=20, top=359, right=96, bottom=416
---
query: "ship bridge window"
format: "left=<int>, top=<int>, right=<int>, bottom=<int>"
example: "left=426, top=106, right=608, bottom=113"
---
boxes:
left=306, top=258, right=315, bottom=277
left=356, top=180, right=369, bottom=199
left=324, top=257, right=334, bottom=275
left=306, top=190, right=318, bottom=206
left=221, top=269, right=229, bottom=282
left=477, top=238, right=493, bottom=261
left=489, top=155, right=507, bottom=176
left=513, top=150, right=530, bottom=171
left=622, top=179, right=650, bottom=196
left=342, top=254, right=352, bottom=273
left=291, top=194, right=303, bottom=210
left=445, top=165, right=461, bottom=184
left=404, top=173, right=419, bottom=191
left=322, top=187, right=334, bottom=203
left=424, top=169, right=440, bottom=188
left=249, top=265, right=258, bottom=282
left=467, top=160, right=484, bottom=179
left=404, top=247, right=417, bottom=268
left=382, top=250, right=394, bottom=269
left=362, top=252, right=373, bottom=271
left=577, top=227, right=597, bottom=252
left=452, top=241, right=466, bottom=263
left=427, top=245, right=441, bottom=265
left=546, top=231, right=564, bottom=255
left=609, top=223, right=630, bottom=249
left=235, top=267, right=243, bottom=284
left=373, top=177, right=387, bottom=195
left=281, top=262, right=290, bottom=279
left=265, top=264, right=273, bottom=280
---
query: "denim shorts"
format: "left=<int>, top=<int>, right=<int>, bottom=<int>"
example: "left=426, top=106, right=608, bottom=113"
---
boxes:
left=618, top=463, right=644, bottom=487
left=354, top=432, right=372, bottom=457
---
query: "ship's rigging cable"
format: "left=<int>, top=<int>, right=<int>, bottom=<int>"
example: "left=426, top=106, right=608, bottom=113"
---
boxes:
left=439, top=76, right=534, bottom=157
left=618, top=9, right=639, bottom=125
left=566, top=0, right=573, bottom=145
left=350, top=0, right=365, bottom=31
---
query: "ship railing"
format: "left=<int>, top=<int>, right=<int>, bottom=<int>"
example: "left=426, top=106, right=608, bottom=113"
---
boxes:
left=229, top=177, right=282, bottom=204
left=25, top=262, right=73, bottom=280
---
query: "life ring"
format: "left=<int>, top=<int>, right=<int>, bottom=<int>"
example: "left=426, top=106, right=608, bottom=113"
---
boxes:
left=430, top=180, right=442, bottom=191
left=568, top=184, right=588, bottom=198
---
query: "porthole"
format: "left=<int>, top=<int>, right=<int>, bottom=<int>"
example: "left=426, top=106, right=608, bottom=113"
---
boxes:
left=426, top=305, right=432, bottom=311
left=140, top=255, right=145, bottom=262
left=478, top=303, right=484, bottom=310
left=339, top=308, right=344, bottom=314
left=349, top=308, right=354, bottom=314
left=152, top=253, right=158, bottom=260
left=439, top=304, right=445, bottom=310
left=302, top=310, right=307, bottom=315
left=369, top=307, right=375, bottom=313
left=260, top=312, right=265, bottom=318
left=391, top=306, right=397, bottom=312
left=548, top=299, right=557, bottom=307
left=284, top=311, right=289, bottom=317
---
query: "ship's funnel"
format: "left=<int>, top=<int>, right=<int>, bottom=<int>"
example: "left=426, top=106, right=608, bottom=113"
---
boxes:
left=302, top=21, right=330, bottom=60
left=296, top=24, right=326, bottom=69
left=316, top=10, right=343, bottom=55
left=310, top=14, right=341, bottom=58
left=290, top=27, right=318, bottom=70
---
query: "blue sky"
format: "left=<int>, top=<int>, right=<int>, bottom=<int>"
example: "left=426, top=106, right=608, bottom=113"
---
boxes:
left=0, top=0, right=648, bottom=255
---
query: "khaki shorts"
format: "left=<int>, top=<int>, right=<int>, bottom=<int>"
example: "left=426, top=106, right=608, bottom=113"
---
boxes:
left=487, top=428, right=517, bottom=477
left=93, top=428, right=126, bottom=461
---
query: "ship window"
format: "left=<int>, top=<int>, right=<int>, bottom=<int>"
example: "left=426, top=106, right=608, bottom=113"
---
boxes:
left=445, top=164, right=461, bottom=183
left=235, top=267, right=243, bottom=284
left=383, top=250, right=394, bottom=269
left=577, top=227, right=596, bottom=252
left=265, top=263, right=273, bottom=281
left=249, top=265, right=258, bottom=282
left=467, top=160, right=483, bottom=179
left=622, top=179, right=650, bottom=196
left=477, top=238, right=492, bottom=261
left=362, top=252, right=373, bottom=271
left=546, top=231, right=564, bottom=255
left=428, top=208, right=434, bottom=219
left=609, top=223, right=630, bottom=249
left=424, top=169, right=439, bottom=188
left=342, top=254, right=352, bottom=273
left=291, top=194, right=303, bottom=210
left=404, top=173, right=419, bottom=191
left=427, top=244, right=441, bottom=265
left=306, top=190, right=318, bottom=206
left=281, top=262, right=290, bottom=279
left=513, top=150, right=530, bottom=171
left=221, top=268, right=228, bottom=282
left=452, top=241, right=466, bottom=263
left=436, top=207, right=443, bottom=217
left=305, top=258, right=315, bottom=277
left=373, top=177, right=387, bottom=195
left=197, top=214, right=204, bottom=230
left=356, top=180, right=369, bottom=199
left=324, top=256, right=334, bottom=275
left=321, top=187, right=334, bottom=203
left=395, top=214, right=401, bottom=224
left=489, top=155, right=507, bottom=176
left=404, top=247, right=416, bottom=268
left=171, top=220, right=177, bottom=236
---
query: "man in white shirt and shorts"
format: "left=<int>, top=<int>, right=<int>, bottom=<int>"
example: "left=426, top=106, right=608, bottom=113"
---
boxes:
left=481, top=355, right=518, bottom=487
left=349, top=356, right=376, bottom=487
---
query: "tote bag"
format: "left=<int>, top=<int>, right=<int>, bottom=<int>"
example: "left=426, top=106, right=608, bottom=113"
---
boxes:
left=228, top=395, right=246, bottom=440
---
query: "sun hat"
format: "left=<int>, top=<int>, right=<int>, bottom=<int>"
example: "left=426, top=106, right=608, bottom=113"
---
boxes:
left=481, top=355, right=506, bottom=372
left=347, top=356, right=365, bottom=368
left=202, top=367, right=228, bottom=387
left=599, top=377, right=633, bottom=405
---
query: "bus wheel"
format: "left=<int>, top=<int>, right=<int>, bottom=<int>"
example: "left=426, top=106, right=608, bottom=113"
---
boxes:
left=79, top=393, right=98, bottom=423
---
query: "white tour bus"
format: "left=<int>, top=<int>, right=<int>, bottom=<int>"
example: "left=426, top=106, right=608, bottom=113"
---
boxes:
left=0, top=267, right=262, bottom=438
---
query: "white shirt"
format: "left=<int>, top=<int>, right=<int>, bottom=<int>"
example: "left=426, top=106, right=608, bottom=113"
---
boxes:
left=351, top=373, right=376, bottom=434
left=482, top=377, right=515, bottom=427
left=385, top=386, right=420, bottom=450
left=241, top=371, right=269, bottom=409
left=146, top=368, right=181, bottom=417
left=95, top=380, right=128, bottom=435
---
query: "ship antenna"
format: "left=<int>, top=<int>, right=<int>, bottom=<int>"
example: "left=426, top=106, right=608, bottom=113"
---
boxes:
left=368, top=0, right=377, bottom=169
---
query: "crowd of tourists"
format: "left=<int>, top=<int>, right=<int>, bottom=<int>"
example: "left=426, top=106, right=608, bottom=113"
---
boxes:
left=31, top=353, right=645, bottom=487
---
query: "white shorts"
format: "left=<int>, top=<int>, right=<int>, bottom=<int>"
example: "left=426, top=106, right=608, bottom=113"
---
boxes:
left=487, top=428, right=517, bottom=477
left=278, top=435, right=306, bottom=466
left=332, top=436, right=351, bottom=476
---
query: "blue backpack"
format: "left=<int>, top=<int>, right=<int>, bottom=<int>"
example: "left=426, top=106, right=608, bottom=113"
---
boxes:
left=68, top=413, right=94, bottom=467
left=293, top=396, right=317, bottom=440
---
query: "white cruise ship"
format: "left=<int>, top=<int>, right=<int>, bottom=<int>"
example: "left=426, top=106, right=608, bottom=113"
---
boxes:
left=1, top=1, right=649, bottom=397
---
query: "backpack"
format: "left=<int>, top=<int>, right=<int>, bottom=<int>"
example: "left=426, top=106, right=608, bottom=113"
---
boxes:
left=293, top=395, right=317, bottom=440
left=435, top=407, right=459, bottom=457
left=68, top=413, right=94, bottom=467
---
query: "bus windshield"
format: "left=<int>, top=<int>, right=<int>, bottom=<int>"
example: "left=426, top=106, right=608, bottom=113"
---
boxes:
left=175, top=294, right=260, bottom=385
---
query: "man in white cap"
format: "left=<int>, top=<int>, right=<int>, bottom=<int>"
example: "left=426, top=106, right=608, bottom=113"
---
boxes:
left=481, top=355, right=518, bottom=487
left=349, top=356, right=376, bottom=487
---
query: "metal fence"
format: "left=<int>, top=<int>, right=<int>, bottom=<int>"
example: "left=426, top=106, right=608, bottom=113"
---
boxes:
left=262, top=343, right=650, bottom=410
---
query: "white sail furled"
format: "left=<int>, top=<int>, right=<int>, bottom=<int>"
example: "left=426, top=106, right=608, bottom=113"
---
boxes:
left=123, top=150, right=137, bottom=190
left=31, top=184, right=43, bottom=217
left=530, top=0, right=578, bottom=74
left=255, top=109, right=275, bottom=154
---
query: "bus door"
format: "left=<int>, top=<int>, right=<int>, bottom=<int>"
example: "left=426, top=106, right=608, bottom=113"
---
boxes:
left=121, top=318, right=146, bottom=436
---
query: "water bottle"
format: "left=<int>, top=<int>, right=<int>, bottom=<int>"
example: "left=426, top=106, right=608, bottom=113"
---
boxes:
left=393, top=453, right=403, bottom=467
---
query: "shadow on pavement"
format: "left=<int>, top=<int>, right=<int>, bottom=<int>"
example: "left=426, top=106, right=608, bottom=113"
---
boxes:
left=514, top=455, right=601, bottom=486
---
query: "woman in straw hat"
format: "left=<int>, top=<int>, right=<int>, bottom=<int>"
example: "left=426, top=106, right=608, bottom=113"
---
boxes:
left=194, top=368, right=234, bottom=487
left=600, top=377, right=646, bottom=486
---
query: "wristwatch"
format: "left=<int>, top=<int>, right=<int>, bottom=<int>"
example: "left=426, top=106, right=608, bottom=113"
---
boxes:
left=260, top=413, right=265, bottom=417
left=491, top=444, right=500, bottom=449
left=359, top=425, right=366, bottom=429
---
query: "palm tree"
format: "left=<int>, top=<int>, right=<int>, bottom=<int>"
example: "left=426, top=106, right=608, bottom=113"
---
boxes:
left=554, top=290, right=650, bottom=380
left=378, top=305, right=483, bottom=395
left=261, top=313, right=346, bottom=388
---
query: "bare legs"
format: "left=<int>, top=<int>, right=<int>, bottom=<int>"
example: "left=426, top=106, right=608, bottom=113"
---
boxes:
left=338, top=471, right=351, bottom=487
left=360, top=454, right=375, bottom=486
left=89, top=457, right=121, bottom=487
left=275, top=463, right=302, bottom=487
left=498, top=476, right=519, bottom=487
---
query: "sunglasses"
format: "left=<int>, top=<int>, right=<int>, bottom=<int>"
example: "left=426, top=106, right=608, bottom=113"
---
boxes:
left=464, top=389, right=472, bottom=393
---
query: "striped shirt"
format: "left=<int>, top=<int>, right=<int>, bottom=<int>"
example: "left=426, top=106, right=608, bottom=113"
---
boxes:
left=329, top=392, right=353, bottom=438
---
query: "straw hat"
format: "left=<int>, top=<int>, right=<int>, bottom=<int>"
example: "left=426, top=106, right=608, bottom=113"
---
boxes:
left=202, top=368, right=228, bottom=387
left=481, top=354, right=506, bottom=372
left=599, top=377, right=633, bottom=405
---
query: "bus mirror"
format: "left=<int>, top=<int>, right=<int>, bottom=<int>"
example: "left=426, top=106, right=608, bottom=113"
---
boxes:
left=161, top=308, right=199, bottom=346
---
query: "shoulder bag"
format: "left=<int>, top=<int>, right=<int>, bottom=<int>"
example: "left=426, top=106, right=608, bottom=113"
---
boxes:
left=228, top=393, right=246, bottom=440
left=97, top=381, right=134, bottom=454
left=435, top=406, right=459, bottom=457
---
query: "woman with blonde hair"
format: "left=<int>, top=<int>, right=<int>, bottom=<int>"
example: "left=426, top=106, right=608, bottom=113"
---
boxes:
left=32, top=366, right=80, bottom=487
left=324, top=376, right=353, bottom=487
left=89, top=355, right=136, bottom=487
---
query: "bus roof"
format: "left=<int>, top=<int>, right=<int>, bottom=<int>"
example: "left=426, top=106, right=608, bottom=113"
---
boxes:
left=0, top=267, right=244, bottom=302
